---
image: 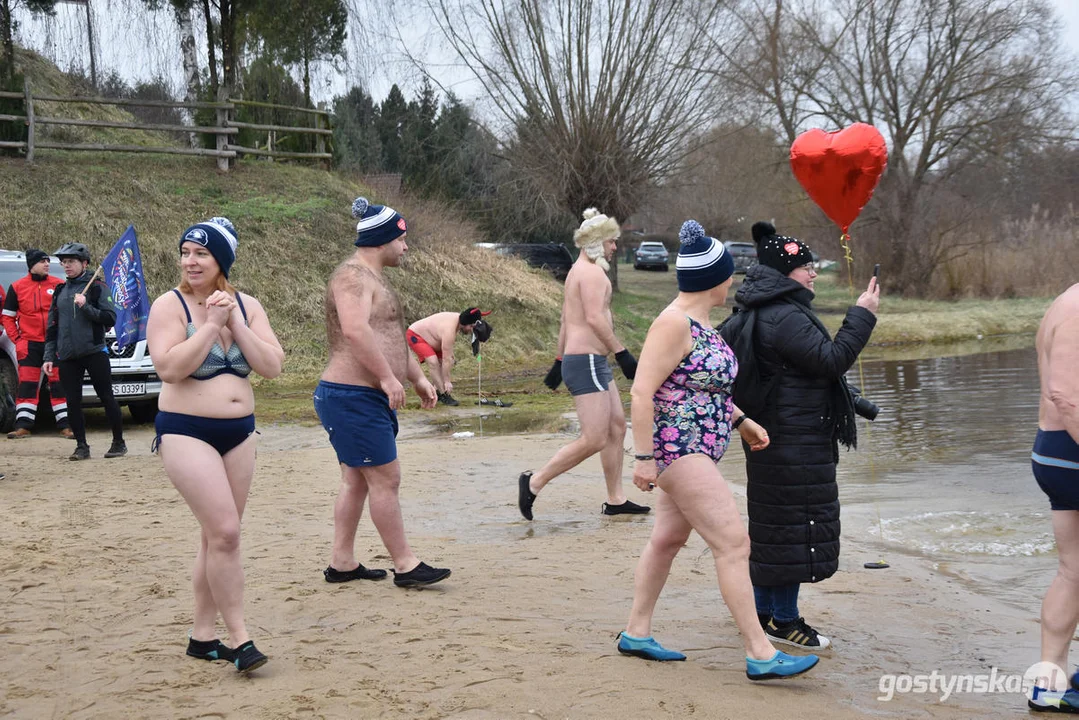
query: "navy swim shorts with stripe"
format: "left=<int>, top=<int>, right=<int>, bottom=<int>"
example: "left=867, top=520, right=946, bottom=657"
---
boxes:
left=1032, top=429, right=1079, bottom=511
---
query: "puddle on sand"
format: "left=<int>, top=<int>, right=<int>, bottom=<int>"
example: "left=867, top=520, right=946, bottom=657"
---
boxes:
left=421, top=409, right=577, bottom=438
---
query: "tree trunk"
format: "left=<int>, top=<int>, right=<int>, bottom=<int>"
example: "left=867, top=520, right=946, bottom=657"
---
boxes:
left=1, top=0, right=14, bottom=83
left=302, top=51, right=311, bottom=108
left=218, top=0, right=237, bottom=96
left=201, top=0, right=218, bottom=96
left=176, top=5, right=200, bottom=148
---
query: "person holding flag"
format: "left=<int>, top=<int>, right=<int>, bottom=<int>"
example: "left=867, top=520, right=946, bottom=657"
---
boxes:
left=2, top=249, right=71, bottom=439
left=42, top=242, right=127, bottom=460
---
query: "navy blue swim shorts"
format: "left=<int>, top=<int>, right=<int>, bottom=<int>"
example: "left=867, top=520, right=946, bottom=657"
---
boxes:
left=314, top=380, right=399, bottom=467
left=1032, top=429, right=1079, bottom=511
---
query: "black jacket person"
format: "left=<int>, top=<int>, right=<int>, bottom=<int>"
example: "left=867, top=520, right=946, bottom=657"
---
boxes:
left=43, top=242, right=127, bottom=460
left=720, top=222, right=878, bottom=650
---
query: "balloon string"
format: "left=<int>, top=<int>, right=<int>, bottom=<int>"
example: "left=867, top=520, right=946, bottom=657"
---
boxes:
left=840, top=233, right=886, bottom=554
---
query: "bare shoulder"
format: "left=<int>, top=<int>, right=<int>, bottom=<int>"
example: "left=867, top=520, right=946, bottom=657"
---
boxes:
left=577, top=262, right=611, bottom=292
left=150, top=289, right=181, bottom=312
left=331, top=260, right=377, bottom=295
left=650, top=309, right=690, bottom=335
left=236, top=291, right=267, bottom=316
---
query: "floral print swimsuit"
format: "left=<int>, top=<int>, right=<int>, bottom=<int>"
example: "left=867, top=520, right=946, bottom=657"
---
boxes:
left=652, top=317, right=738, bottom=473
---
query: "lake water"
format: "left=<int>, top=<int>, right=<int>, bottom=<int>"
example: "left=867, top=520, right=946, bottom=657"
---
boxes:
left=832, top=342, right=1055, bottom=614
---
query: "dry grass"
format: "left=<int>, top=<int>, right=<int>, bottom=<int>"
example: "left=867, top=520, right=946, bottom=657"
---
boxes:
left=16, top=49, right=175, bottom=147
left=0, top=153, right=562, bottom=388
left=934, top=208, right=1079, bottom=298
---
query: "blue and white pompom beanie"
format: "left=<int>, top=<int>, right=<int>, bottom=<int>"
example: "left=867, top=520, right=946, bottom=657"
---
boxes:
left=352, top=197, right=406, bottom=247
left=676, top=220, right=734, bottom=293
left=180, top=217, right=238, bottom=278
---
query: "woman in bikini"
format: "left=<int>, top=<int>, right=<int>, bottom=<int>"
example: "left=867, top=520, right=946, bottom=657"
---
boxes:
left=617, top=220, right=819, bottom=681
left=146, top=217, right=284, bottom=673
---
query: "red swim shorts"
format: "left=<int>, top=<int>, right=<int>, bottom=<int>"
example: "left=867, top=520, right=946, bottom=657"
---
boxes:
left=406, top=328, right=441, bottom=361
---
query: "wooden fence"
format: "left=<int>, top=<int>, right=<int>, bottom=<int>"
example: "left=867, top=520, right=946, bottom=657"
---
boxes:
left=0, top=81, right=332, bottom=170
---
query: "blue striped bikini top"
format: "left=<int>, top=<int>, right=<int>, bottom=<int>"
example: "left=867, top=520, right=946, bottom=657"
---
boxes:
left=172, top=289, right=252, bottom=380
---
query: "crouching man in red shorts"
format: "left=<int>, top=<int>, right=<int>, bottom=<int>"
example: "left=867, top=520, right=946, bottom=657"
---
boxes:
left=406, top=307, right=491, bottom=406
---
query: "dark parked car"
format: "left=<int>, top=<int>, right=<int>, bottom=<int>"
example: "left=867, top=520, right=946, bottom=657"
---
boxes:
left=484, top=243, right=575, bottom=281
left=723, top=241, right=757, bottom=274
left=634, top=241, right=670, bottom=271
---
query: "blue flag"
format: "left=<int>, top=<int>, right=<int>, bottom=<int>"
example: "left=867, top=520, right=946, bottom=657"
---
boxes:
left=102, top=225, right=151, bottom=349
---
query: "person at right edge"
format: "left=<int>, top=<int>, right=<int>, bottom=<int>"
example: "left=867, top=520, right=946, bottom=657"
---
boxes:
left=1026, top=281, right=1079, bottom=714
left=42, top=242, right=127, bottom=461
left=720, top=221, right=879, bottom=651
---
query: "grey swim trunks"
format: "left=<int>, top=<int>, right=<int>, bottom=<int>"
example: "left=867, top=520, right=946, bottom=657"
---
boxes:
left=561, top=354, right=614, bottom=396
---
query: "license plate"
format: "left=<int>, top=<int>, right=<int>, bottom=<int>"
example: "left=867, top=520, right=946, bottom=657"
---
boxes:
left=112, top=382, right=146, bottom=396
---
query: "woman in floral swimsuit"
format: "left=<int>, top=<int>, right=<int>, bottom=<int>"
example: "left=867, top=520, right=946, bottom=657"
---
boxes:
left=652, top=318, right=738, bottom=471
left=615, top=220, right=820, bottom=682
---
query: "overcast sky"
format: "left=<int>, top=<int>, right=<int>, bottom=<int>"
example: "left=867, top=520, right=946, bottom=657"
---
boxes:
left=13, top=0, right=1079, bottom=107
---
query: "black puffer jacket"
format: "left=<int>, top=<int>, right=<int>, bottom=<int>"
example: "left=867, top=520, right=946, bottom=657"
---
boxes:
left=720, top=264, right=875, bottom=587
left=43, top=270, right=117, bottom=362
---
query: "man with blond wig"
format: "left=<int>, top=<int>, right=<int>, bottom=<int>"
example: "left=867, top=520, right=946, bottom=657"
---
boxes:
left=517, top=208, right=650, bottom=520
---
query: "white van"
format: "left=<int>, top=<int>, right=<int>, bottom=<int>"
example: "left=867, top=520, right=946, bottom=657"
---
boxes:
left=0, top=249, right=160, bottom=431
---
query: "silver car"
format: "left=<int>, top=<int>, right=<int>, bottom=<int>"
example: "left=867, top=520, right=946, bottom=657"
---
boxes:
left=634, top=241, right=670, bottom=271
left=0, top=249, right=160, bottom=431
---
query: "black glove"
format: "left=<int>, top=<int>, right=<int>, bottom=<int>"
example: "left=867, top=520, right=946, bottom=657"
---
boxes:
left=543, top=358, right=563, bottom=390
left=614, top=349, right=637, bottom=380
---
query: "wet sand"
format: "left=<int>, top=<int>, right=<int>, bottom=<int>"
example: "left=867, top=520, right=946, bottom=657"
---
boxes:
left=0, top=414, right=1043, bottom=719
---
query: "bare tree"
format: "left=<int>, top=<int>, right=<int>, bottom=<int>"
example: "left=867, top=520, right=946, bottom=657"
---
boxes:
left=707, top=0, right=1077, bottom=293
left=1, top=0, right=58, bottom=82
left=424, top=0, right=723, bottom=288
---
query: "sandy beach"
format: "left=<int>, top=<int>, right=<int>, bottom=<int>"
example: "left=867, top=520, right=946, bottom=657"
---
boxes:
left=0, top=411, right=1045, bottom=719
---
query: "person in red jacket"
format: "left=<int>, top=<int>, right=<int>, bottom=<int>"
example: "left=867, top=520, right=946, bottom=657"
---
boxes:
left=2, top=249, right=70, bottom=439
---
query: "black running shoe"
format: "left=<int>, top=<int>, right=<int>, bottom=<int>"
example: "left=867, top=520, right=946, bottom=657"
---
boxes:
left=104, top=440, right=127, bottom=458
left=518, top=471, right=536, bottom=520
left=70, top=444, right=90, bottom=461
left=765, top=617, right=832, bottom=649
left=757, top=613, right=772, bottom=629
left=392, top=561, right=451, bottom=588
left=601, top=500, right=651, bottom=516
left=186, top=637, right=233, bottom=662
left=232, top=640, right=268, bottom=673
left=437, top=391, right=460, bottom=406
left=324, top=563, right=388, bottom=583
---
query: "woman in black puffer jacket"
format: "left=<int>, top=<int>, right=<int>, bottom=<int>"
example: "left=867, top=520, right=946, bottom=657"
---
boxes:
left=720, top=222, right=879, bottom=651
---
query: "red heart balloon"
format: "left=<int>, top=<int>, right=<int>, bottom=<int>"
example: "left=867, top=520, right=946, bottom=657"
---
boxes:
left=789, top=123, right=888, bottom=233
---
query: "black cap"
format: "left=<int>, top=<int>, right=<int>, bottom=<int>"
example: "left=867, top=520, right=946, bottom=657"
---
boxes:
left=25, top=248, right=48, bottom=270
left=460, top=307, right=492, bottom=325
left=752, top=222, right=814, bottom=276
left=471, top=319, right=492, bottom=356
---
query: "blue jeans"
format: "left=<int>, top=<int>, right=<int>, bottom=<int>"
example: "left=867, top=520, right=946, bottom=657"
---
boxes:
left=754, top=583, right=801, bottom=624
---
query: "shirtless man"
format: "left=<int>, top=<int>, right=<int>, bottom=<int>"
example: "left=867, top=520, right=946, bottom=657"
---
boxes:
left=314, top=197, right=451, bottom=588
left=517, top=208, right=651, bottom=520
left=406, top=307, right=492, bottom=406
left=1028, top=282, right=1079, bottom=710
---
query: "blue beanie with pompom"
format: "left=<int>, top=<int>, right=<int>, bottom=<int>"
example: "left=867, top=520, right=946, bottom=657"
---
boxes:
left=676, top=220, right=734, bottom=292
left=351, top=197, right=406, bottom=247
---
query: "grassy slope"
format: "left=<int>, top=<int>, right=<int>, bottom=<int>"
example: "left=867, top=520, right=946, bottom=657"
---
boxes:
left=0, top=152, right=561, bottom=385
